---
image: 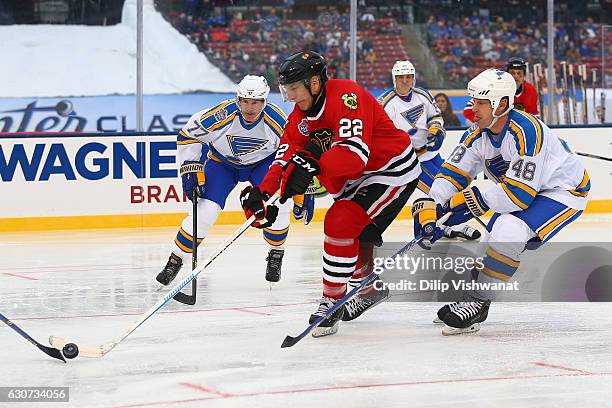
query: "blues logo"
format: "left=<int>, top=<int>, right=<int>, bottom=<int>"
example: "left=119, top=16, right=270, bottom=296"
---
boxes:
left=485, top=154, right=510, bottom=182
left=227, top=135, right=267, bottom=157
left=400, top=103, right=424, bottom=129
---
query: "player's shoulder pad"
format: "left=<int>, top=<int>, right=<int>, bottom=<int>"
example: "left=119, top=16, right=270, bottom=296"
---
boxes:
left=377, top=88, right=397, bottom=108
left=507, top=109, right=544, bottom=156
left=460, top=123, right=483, bottom=148
left=263, top=103, right=287, bottom=138
left=412, top=86, right=434, bottom=103
left=198, top=99, right=239, bottom=131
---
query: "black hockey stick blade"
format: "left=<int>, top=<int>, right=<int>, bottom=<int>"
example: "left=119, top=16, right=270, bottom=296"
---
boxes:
left=0, top=312, right=66, bottom=363
left=173, top=278, right=197, bottom=305
left=36, top=343, right=67, bottom=363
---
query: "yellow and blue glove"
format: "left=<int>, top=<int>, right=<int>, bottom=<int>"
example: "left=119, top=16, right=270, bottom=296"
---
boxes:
left=426, top=124, right=446, bottom=151
left=412, top=197, right=444, bottom=249
left=440, top=186, right=489, bottom=226
left=292, top=179, right=317, bottom=225
left=180, top=161, right=205, bottom=202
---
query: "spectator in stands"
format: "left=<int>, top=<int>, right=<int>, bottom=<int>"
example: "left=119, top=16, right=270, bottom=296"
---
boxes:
left=434, top=93, right=461, bottom=127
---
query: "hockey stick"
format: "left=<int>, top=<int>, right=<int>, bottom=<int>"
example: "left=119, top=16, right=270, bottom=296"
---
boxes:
left=569, top=64, right=578, bottom=125
left=0, top=312, right=66, bottom=363
left=172, top=190, right=199, bottom=305
left=281, top=212, right=454, bottom=348
left=576, top=152, right=612, bottom=162
left=281, top=234, right=429, bottom=348
left=49, top=192, right=280, bottom=358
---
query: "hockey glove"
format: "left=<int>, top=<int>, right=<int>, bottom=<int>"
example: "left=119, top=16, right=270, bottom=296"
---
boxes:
left=292, top=180, right=316, bottom=225
left=280, top=150, right=321, bottom=204
left=180, top=161, right=205, bottom=202
left=440, top=186, right=489, bottom=227
left=240, top=186, right=279, bottom=229
left=412, top=197, right=444, bottom=249
left=426, top=124, right=446, bottom=151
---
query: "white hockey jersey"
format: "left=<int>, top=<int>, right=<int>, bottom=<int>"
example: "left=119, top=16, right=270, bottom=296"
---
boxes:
left=377, top=86, right=444, bottom=162
left=176, top=99, right=287, bottom=167
left=429, top=109, right=590, bottom=212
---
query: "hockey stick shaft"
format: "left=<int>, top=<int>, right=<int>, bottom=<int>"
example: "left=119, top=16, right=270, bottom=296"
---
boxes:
left=172, top=190, right=199, bottom=305
left=281, top=235, right=423, bottom=348
left=576, top=152, right=612, bottom=162
left=0, top=312, right=66, bottom=362
left=50, top=192, right=280, bottom=357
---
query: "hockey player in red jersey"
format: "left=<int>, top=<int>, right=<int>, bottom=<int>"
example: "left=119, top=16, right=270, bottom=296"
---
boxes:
left=240, top=51, right=422, bottom=337
left=464, top=57, right=539, bottom=124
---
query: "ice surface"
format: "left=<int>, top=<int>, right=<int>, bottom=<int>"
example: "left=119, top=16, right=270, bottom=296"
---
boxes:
left=1, top=216, right=611, bottom=407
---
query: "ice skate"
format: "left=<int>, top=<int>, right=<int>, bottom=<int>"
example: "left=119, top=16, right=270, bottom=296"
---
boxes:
left=441, top=295, right=491, bottom=335
left=309, top=297, right=344, bottom=337
left=433, top=301, right=462, bottom=324
left=342, top=277, right=389, bottom=321
left=265, top=247, right=284, bottom=287
left=155, top=253, right=183, bottom=285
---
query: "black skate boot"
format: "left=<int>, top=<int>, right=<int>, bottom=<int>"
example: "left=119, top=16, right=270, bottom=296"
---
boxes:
left=309, top=297, right=344, bottom=337
left=433, top=301, right=462, bottom=324
left=265, top=248, right=284, bottom=283
left=444, top=225, right=481, bottom=241
left=441, top=295, right=491, bottom=335
left=156, top=253, right=183, bottom=285
left=342, top=277, right=389, bottom=321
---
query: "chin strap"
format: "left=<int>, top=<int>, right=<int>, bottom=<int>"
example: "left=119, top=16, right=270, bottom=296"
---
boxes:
left=485, top=106, right=512, bottom=129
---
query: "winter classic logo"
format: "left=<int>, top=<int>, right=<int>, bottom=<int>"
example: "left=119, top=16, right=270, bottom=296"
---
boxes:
left=298, top=118, right=309, bottom=136
left=342, top=93, right=358, bottom=110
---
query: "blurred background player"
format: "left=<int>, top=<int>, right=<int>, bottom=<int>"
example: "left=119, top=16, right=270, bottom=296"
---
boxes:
left=434, top=92, right=461, bottom=127
left=414, top=69, right=590, bottom=335
left=241, top=51, right=422, bottom=336
left=464, top=57, right=539, bottom=125
left=156, top=75, right=314, bottom=287
left=379, top=60, right=480, bottom=241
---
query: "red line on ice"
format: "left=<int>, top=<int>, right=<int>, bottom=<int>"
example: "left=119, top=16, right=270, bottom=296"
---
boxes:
left=1, top=272, right=39, bottom=280
left=178, top=382, right=235, bottom=397
left=530, top=361, right=594, bottom=374
left=12, top=301, right=315, bottom=321
left=104, top=371, right=612, bottom=408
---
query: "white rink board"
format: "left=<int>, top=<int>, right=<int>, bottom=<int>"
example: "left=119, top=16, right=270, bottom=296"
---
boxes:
left=0, top=127, right=611, bottom=219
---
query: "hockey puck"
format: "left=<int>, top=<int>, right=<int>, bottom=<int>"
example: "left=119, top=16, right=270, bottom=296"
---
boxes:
left=62, top=343, right=79, bottom=359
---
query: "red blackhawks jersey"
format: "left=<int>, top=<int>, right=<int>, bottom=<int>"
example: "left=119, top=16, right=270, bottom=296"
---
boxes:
left=259, top=79, right=421, bottom=200
left=464, top=81, right=539, bottom=123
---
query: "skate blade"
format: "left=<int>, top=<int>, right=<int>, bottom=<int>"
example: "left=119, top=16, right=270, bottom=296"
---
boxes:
left=442, top=323, right=481, bottom=335
left=311, top=323, right=339, bottom=338
left=433, top=317, right=444, bottom=324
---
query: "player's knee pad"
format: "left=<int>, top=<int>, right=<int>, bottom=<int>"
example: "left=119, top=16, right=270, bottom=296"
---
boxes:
left=324, top=200, right=371, bottom=239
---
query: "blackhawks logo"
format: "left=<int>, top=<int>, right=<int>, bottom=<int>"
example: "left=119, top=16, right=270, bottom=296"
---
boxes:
left=341, top=93, right=358, bottom=110
left=298, top=118, right=309, bottom=136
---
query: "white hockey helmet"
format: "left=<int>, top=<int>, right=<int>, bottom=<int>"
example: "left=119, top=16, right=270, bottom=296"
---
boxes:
left=392, top=60, right=416, bottom=90
left=236, top=75, right=270, bottom=102
left=468, top=68, right=516, bottom=112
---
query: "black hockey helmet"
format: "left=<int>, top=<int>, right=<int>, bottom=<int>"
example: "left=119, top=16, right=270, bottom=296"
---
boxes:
left=507, top=57, right=527, bottom=73
left=278, top=51, right=328, bottom=87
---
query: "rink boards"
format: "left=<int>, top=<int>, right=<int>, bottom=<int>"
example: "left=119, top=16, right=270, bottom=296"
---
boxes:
left=1, top=127, right=611, bottom=231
